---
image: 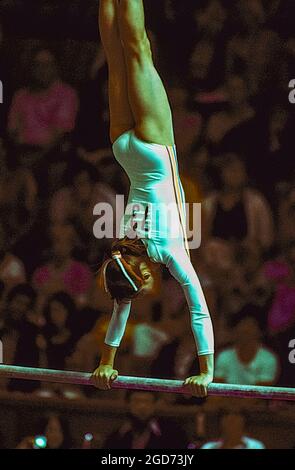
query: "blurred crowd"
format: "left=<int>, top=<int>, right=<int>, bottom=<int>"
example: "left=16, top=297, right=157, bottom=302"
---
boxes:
left=0, top=0, right=295, bottom=427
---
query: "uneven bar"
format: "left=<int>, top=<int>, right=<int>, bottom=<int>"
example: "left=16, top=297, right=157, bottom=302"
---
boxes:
left=0, top=365, right=295, bottom=401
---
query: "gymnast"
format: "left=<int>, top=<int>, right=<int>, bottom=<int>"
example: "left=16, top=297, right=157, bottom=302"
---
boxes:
left=92, top=0, right=214, bottom=398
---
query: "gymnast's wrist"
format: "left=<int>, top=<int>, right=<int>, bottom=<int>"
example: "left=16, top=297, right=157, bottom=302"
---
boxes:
left=198, top=353, right=214, bottom=377
left=100, top=343, right=118, bottom=366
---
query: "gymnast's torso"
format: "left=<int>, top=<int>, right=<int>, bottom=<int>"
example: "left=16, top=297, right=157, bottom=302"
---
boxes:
left=112, top=129, right=190, bottom=263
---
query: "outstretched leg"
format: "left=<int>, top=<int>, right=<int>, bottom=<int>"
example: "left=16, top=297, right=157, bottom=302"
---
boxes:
left=118, top=0, right=175, bottom=146
left=99, top=0, right=134, bottom=143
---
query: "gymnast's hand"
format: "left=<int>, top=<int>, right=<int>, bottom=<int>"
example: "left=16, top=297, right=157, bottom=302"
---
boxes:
left=183, top=373, right=213, bottom=398
left=92, top=364, right=118, bottom=390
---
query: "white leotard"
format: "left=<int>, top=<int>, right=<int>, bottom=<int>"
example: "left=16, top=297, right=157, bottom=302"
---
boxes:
left=104, top=129, right=214, bottom=356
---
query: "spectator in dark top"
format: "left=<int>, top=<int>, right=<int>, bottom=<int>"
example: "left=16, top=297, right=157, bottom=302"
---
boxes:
left=203, top=153, right=274, bottom=250
left=205, top=75, right=267, bottom=172
left=39, top=291, right=76, bottom=371
left=6, top=284, right=41, bottom=393
left=103, top=390, right=188, bottom=449
left=1, top=284, right=37, bottom=371
left=74, top=44, right=109, bottom=151
left=259, top=106, right=294, bottom=199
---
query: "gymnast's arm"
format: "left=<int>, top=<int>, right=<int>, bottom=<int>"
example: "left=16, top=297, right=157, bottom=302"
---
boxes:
left=166, top=248, right=214, bottom=384
left=92, top=299, right=132, bottom=390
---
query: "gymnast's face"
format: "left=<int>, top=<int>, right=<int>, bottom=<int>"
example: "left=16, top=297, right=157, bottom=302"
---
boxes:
left=125, top=256, right=155, bottom=296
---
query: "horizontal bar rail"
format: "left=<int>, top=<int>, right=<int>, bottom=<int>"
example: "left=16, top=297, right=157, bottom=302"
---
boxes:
left=0, top=365, right=294, bottom=401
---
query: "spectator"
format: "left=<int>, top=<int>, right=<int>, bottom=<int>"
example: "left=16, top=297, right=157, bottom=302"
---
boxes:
left=205, top=75, right=264, bottom=171
left=49, top=159, right=117, bottom=264
left=201, top=410, right=266, bottom=449
left=0, top=284, right=37, bottom=371
left=263, top=241, right=295, bottom=337
left=278, top=187, right=295, bottom=245
left=151, top=307, right=198, bottom=381
left=189, top=39, right=226, bottom=102
left=0, top=223, right=26, bottom=293
left=203, top=153, right=274, bottom=250
left=257, top=106, right=294, bottom=199
left=103, top=390, right=188, bottom=449
left=33, top=223, right=93, bottom=307
left=187, top=411, right=207, bottom=449
left=0, top=21, right=12, bottom=138
left=16, top=413, right=72, bottom=449
left=5, top=284, right=41, bottom=393
left=226, top=0, right=283, bottom=96
left=215, top=314, right=279, bottom=385
left=219, top=241, right=271, bottom=329
left=39, top=292, right=76, bottom=371
left=74, top=44, right=109, bottom=152
left=8, top=48, right=78, bottom=150
left=194, top=0, right=228, bottom=40
left=130, top=304, right=169, bottom=377
left=0, top=142, right=38, bottom=245
left=206, top=75, right=254, bottom=143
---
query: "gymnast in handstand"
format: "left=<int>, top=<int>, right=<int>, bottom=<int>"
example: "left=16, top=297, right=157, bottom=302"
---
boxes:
left=92, top=0, right=214, bottom=397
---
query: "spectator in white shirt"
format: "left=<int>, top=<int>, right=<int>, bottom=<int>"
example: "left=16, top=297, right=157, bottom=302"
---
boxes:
left=215, top=314, right=279, bottom=385
left=201, top=410, right=265, bottom=449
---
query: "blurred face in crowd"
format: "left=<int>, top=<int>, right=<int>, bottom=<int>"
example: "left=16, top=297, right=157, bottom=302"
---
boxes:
left=190, top=41, right=214, bottom=81
left=196, top=0, right=227, bottom=36
left=237, top=0, right=265, bottom=28
left=227, top=76, right=249, bottom=108
left=8, top=294, right=32, bottom=321
left=192, top=146, right=209, bottom=171
left=73, top=171, right=94, bottom=203
left=221, top=157, right=247, bottom=190
left=234, top=317, right=261, bottom=346
left=221, top=413, right=245, bottom=441
left=129, top=392, right=157, bottom=423
left=49, top=300, right=69, bottom=329
left=45, top=415, right=64, bottom=449
left=51, top=225, right=75, bottom=262
left=270, top=108, right=288, bottom=134
left=31, top=49, right=58, bottom=90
